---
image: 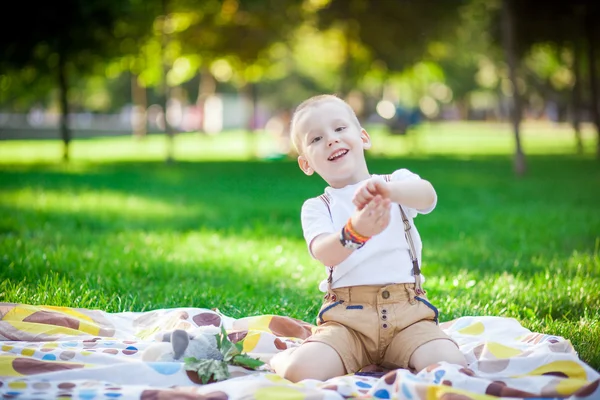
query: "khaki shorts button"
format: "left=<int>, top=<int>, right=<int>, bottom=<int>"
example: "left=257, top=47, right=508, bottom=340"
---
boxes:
left=382, top=309, right=387, bottom=314
left=382, top=323, right=388, bottom=328
left=382, top=315, right=387, bottom=320
left=382, top=290, right=390, bottom=299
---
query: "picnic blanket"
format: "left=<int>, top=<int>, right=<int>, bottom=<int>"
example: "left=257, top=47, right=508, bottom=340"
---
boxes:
left=0, top=303, right=598, bottom=399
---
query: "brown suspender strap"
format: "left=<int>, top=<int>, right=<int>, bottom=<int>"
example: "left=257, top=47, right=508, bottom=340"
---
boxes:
left=383, top=174, right=425, bottom=294
left=318, top=194, right=335, bottom=297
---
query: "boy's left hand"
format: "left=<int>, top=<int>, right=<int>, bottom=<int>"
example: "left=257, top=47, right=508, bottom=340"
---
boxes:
left=353, top=177, right=390, bottom=211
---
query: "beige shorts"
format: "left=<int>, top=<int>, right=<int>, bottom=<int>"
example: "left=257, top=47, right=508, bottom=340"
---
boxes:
left=305, top=283, right=457, bottom=373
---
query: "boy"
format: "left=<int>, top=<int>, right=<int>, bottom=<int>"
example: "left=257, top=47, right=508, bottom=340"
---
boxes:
left=270, top=94, right=467, bottom=382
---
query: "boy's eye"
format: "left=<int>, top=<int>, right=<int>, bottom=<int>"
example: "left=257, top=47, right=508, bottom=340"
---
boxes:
left=335, top=126, right=346, bottom=132
left=310, top=136, right=322, bottom=144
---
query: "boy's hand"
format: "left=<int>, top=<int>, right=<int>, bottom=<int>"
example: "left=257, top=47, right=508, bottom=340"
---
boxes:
left=353, top=177, right=391, bottom=211
left=350, top=195, right=391, bottom=238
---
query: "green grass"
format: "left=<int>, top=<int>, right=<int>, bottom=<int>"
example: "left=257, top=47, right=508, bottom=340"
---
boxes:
left=0, top=122, right=599, bottom=371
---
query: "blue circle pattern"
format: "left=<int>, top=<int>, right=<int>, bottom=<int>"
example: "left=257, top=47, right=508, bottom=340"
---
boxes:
left=148, top=362, right=181, bottom=375
left=373, top=389, right=390, bottom=399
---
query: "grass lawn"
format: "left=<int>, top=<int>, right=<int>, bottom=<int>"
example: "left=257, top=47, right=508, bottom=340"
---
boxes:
left=1, top=121, right=599, bottom=370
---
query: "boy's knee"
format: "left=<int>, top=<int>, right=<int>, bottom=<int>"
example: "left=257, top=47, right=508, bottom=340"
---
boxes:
left=281, top=359, right=314, bottom=383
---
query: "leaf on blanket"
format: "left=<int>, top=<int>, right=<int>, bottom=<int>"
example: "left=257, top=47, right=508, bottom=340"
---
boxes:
left=185, top=358, right=229, bottom=384
left=232, top=354, right=265, bottom=369
left=184, top=326, right=265, bottom=384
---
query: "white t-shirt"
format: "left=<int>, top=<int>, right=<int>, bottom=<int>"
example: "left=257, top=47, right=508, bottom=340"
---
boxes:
left=300, top=169, right=436, bottom=292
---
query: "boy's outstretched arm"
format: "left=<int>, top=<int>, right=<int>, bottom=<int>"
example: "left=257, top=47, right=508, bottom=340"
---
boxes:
left=353, top=177, right=436, bottom=212
left=311, top=195, right=391, bottom=267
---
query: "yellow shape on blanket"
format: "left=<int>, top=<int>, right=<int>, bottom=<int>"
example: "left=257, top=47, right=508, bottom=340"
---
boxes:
left=458, top=321, right=485, bottom=335
left=4, top=305, right=102, bottom=336
left=518, top=361, right=587, bottom=380
left=265, top=373, right=287, bottom=383
left=20, top=348, right=35, bottom=357
left=43, top=305, right=95, bottom=323
left=428, top=385, right=497, bottom=400
left=248, top=315, right=273, bottom=332
left=6, top=321, right=88, bottom=337
left=8, top=381, right=27, bottom=389
left=242, top=332, right=261, bottom=353
left=2, top=345, right=13, bottom=351
left=0, top=355, right=20, bottom=376
left=556, top=379, right=592, bottom=395
left=487, top=342, right=522, bottom=358
left=254, top=385, right=306, bottom=400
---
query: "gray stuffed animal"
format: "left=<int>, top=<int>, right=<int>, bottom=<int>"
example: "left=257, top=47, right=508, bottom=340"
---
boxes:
left=142, top=326, right=223, bottom=362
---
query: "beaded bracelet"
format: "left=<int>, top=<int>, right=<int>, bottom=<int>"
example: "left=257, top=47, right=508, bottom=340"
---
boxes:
left=339, top=219, right=371, bottom=250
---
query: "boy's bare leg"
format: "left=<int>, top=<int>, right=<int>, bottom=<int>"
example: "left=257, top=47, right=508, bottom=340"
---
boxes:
left=270, top=342, right=346, bottom=382
left=409, top=338, right=467, bottom=372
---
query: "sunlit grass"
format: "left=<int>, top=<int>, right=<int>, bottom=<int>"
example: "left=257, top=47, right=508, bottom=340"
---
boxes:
left=0, top=123, right=599, bottom=371
left=0, top=121, right=597, bottom=163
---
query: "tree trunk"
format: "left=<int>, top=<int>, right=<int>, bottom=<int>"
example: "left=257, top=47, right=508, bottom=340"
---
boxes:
left=162, top=0, right=175, bottom=163
left=571, top=40, right=584, bottom=155
left=131, top=73, right=147, bottom=138
left=196, top=66, right=216, bottom=133
left=585, top=10, right=600, bottom=159
left=57, top=49, right=70, bottom=162
left=244, top=82, right=258, bottom=159
left=338, top=22, right=352, bottom=98
left=501, top=0, right=526, bottom=176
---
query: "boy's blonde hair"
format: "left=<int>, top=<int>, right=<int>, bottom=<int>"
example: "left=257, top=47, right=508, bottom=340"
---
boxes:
left=290, top=94, right=362, bottom=154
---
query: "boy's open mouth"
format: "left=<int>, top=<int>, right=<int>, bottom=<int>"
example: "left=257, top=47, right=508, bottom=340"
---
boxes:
left=328, top=149, right=348, bottom=161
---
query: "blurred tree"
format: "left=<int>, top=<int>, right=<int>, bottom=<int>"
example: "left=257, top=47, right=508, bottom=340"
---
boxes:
left=173, top=0, right=305, bottom=157
left=492, top=0, right=600, bottom=159
left=315, top=0, right=468, bottom=99
left=0, top=0, right=145, bottom=161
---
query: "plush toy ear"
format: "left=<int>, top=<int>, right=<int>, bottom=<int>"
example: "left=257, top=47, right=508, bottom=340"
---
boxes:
left=171, top=329, right=190, bottom=360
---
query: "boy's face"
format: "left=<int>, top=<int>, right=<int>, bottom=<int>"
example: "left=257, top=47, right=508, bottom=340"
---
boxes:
left=295, top=100, right=371, bottom=188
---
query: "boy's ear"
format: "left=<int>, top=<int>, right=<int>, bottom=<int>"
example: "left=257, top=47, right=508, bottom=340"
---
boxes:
left=298, top=155, right=314, bottom=175
left=361, top=129, right=372, bottom=150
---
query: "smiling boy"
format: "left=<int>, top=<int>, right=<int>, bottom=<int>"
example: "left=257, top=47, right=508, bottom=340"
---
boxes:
left=270, top=94, right=467, bottom=382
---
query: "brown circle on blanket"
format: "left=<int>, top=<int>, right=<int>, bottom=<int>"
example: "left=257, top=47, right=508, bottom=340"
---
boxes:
left=268, top=316, right=313, bottom=340
left=83, top=342, right=98, bottom=348
left=201, top=390, right=229, bottom=399
left=59, top=351, right=76, bottom=360
left=477, top=359, right=510, bottom=373
left=443, top=380, right=452, bottom=386
left=384, top=371, right=397, bottom=384
left=13, top=358, right=85, bottom=375
left=227, top=331, right=247, bottom=343
left=24, top=310, right=80, bottom=330
left=274, top=338, right=287, bottom=350
left=485, top=381, right=535, bottom=397
left=458, top=367, right=476, bottom=377
left=58, top=382, right=76, bottom=390
left=193, top=313, right=221, bottom=327
left=102, top=349, right=119, bottom=355
left=574, top=379, right=599, bottom=396
left=542, top=371, right=569, bottom=378
left=122, top=348, right=138, bottom=355
left=472, top=344, right=484, bottom=360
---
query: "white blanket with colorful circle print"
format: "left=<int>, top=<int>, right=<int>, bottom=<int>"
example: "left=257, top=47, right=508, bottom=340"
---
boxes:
left=0, top=303, right=598, bottom=399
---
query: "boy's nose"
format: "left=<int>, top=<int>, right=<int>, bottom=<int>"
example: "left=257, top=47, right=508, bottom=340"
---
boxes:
left=327, top=137, right=340, bottom=146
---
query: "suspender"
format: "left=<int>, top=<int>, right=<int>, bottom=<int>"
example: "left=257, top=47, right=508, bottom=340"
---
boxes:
left=318, top=174, right=425, bottom=296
